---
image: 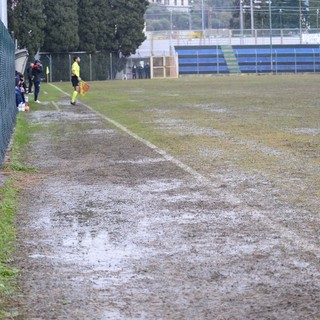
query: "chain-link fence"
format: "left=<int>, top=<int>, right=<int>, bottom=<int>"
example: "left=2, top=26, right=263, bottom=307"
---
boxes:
left=0, top=20, right=16, bottom=167
left=29, top=52, right=127, bottom=83
left=24, top=53, right=178, bottom=82
left=26, top=52, right=174, bottom=82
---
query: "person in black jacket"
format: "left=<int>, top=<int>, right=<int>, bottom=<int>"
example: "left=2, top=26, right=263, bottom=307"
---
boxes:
left=26, top=63, right=34, bottom=93
left=144, top=62, right=150, bottom=79
left=132, top=65, right=137, bottom=79
left=16, top=72, right=26, bottom=102
left=137, top=64, right=143, bottom=79
left=32, top=60, right=43, bottom=103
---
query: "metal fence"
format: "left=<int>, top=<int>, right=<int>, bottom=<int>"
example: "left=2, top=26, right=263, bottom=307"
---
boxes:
left=36, top=52, right=127, bottom=82
left=0, top=20, right=16, bottom=167
left=132, top=28, right=320, bottom=57
left=27, top=28, right=320, bottom=82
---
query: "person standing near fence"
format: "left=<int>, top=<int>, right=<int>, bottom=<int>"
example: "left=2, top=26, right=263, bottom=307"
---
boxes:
left=71, top=56, right=81, bottom=105
left=32, top=60, right=43, bottom=103
left=132, top=65, right=137, bottom=79
left=138, top=64, right=143, bottom=79
left=144, top=62, right=150, bottom=79
left=26, top=63, right=34, bottom=93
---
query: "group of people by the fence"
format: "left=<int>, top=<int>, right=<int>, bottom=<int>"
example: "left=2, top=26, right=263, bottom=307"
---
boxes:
left=132, top=62, right=151, bottom=79
left=15, top=59, right=43, bottom=111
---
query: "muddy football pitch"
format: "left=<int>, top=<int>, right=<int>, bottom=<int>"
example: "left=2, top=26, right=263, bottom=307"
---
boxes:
left=9, top=75, right=320, bottom=319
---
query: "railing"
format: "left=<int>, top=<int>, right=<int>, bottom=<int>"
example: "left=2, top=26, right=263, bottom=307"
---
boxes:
left=132, top=28, right=320, bottom=57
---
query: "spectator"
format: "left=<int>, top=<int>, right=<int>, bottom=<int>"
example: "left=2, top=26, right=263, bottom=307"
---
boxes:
left=15, top=76, right=23, bottom=107
left=17, top=72, right=26, bottom=102
left=32, top=59, right=43, bottom=103
left=144, top=62, right=150, bottom=79
left=138, top=64, right=143, bottom=79
left=132, top=65, right=137, bottom=79
left=26, top=63, right=34, bottom=93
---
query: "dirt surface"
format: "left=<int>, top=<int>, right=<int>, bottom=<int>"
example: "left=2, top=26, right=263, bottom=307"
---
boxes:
left=11, top=98, right=320, bottom=320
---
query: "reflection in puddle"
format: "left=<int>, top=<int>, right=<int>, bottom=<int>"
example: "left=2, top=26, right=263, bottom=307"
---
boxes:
left=58, top=228, right=148, bottom=274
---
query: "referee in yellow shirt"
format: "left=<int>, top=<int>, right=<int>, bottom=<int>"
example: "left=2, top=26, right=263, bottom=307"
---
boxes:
left=71, top=56, right=81, bottom=105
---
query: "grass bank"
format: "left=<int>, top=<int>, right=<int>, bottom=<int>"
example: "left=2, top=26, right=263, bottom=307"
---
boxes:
left=0, top=113, right=37, bottom=318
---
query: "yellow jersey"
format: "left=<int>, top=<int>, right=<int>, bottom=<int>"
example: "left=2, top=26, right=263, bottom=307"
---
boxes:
left=71, top=61, right=80, bottom=77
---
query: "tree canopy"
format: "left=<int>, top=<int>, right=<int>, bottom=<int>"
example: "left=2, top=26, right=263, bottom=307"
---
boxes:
left=42, top=0, right=79, bottom=52
left=9, top=0, right=319, bottom=54
left=8, top=0, right=46, bottom=57
left=8, top=0, right=148, bottom=57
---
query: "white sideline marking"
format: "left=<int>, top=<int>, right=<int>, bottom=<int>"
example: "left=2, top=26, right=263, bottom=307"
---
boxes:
left=52, top=101, right=61, bottom=111
left=49, top=83, right=209, bottom=184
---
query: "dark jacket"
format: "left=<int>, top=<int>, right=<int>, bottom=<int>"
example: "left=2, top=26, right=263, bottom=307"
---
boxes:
left=32, top=64, right=43, bottom=83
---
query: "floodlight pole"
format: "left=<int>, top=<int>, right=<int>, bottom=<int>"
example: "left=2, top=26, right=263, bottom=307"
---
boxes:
left=201, top=0, right=204, bottom=36
left=269, top=0, right=272, bottom=73
left=240, top=0, right=244, bottom=43
left=169, top=10, right=173, bottom=53
left=299, top=0, right=302, bottom=44
left=250, top=0, right=254, bottom=34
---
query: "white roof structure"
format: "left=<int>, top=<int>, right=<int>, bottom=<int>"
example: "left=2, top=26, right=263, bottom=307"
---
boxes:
left=149, top=0, right=190, bottom=12
left=0, top=0, right=7, bottom=27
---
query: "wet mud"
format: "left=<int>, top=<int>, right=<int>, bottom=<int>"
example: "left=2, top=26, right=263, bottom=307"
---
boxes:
left=13, top=100, right=320, bottom=319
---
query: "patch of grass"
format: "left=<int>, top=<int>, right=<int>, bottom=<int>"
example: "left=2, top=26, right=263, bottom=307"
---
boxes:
left=3, top=113, right=40, bottom=175
left=26, top=83, right=69, bottom=110
left=0, top=111, right=40, bottom=316
left=0, top=179, right=19, bottom=317
left=1, top=163, right=36, bottom=173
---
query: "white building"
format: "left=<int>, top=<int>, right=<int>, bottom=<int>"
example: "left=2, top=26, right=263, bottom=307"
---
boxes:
left=149, top=0, right=190, bottom=12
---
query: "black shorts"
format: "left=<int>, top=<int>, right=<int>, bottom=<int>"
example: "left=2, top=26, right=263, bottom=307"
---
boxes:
left=72, top=76, right=79, bottom=87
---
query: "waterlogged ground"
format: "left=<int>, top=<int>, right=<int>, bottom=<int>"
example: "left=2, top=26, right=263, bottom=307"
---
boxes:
left=12, top=96, right=320, bottom=319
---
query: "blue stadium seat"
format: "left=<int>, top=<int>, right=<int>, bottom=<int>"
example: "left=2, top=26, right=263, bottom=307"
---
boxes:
left=175, top=45, right=320, bottom=75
